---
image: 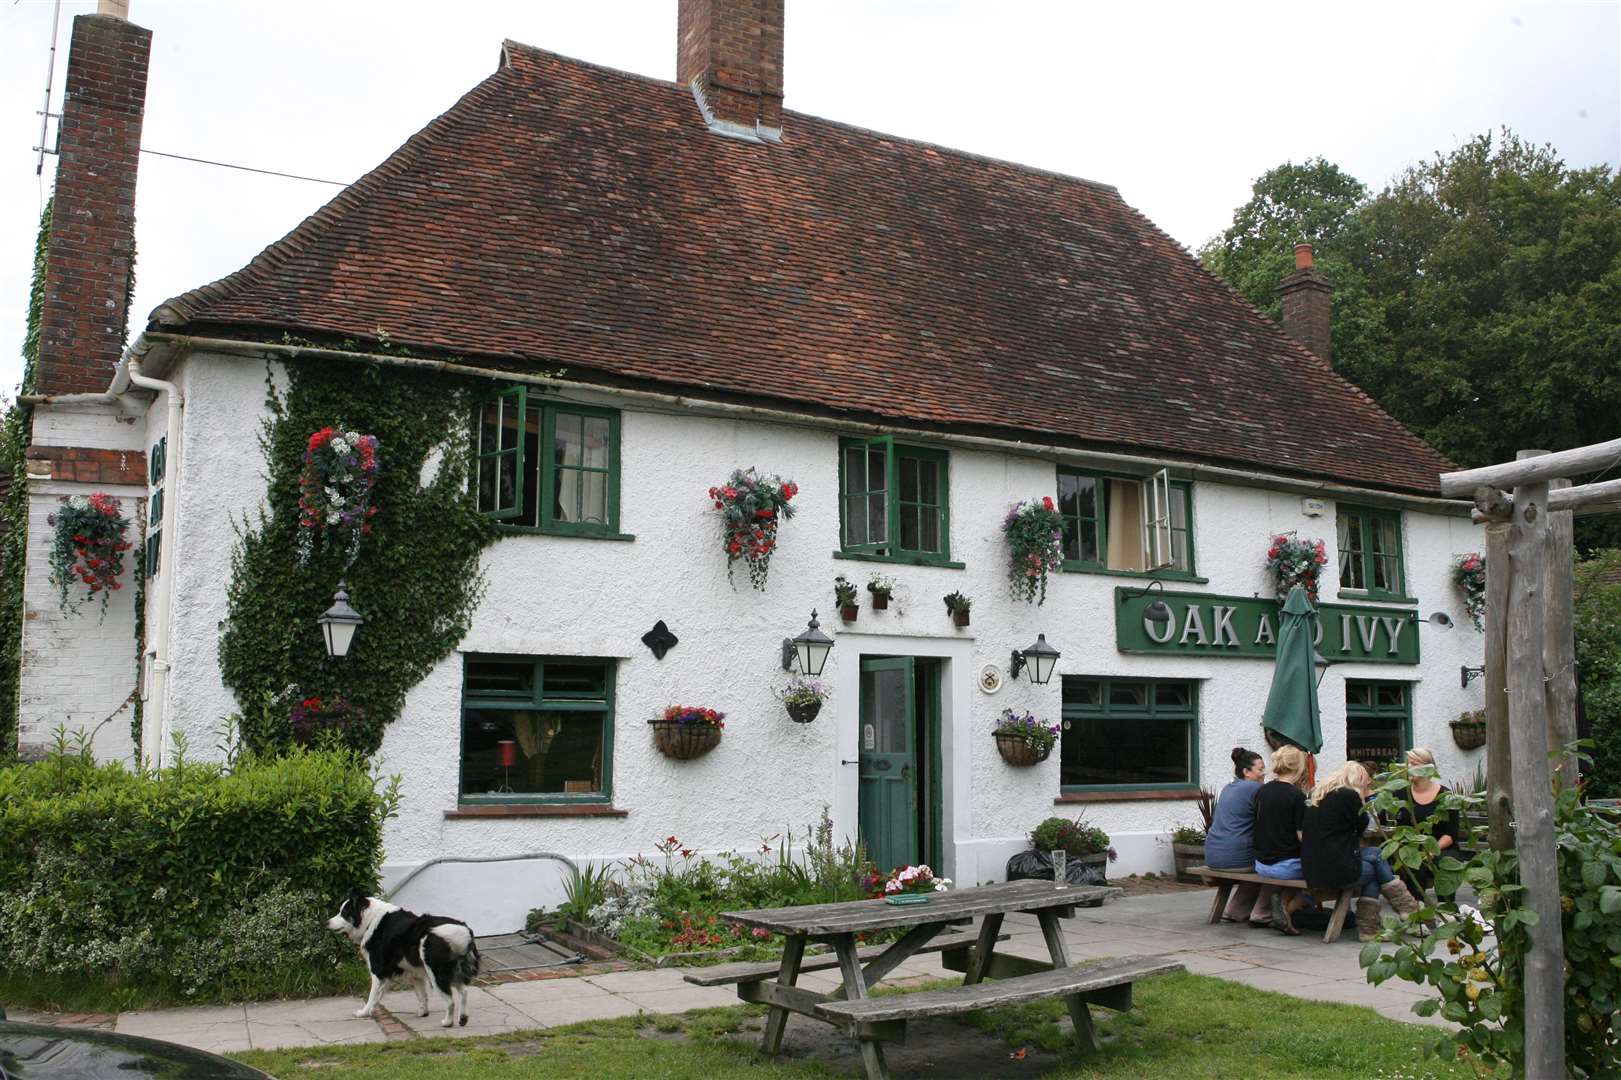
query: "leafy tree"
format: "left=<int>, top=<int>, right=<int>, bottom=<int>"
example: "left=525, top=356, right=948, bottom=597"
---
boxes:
left=1202, top=133, right=1621, bottom=551
left=1575, top=550, right=1621, bottom=798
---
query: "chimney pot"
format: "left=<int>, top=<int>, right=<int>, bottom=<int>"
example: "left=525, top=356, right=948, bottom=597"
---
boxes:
left=1294, top=242, right=1313, bottom=269
left=97, top=0, right=130, bottom=18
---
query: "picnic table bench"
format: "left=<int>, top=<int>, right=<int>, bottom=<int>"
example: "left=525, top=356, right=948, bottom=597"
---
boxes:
left=1189, top=865, right=1357, bottom=943
left=687, top=879, right=1182, bottom=1080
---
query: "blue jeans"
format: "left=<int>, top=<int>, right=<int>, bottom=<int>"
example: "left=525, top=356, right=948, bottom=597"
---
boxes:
left=1254, top=858, right=1303, bottom=880
left=1357, top=847, right=1395, bottom=898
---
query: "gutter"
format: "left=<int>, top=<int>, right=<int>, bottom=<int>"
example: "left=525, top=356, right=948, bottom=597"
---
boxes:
left=147, top=331, right=1471, bottom=515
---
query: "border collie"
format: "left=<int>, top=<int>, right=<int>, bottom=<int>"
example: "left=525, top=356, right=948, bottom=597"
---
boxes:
left=327, top=890, right=480, bottom=1027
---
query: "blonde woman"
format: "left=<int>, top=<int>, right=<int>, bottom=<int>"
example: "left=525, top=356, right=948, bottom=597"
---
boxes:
left=1301, top=761, right=1420, bottom=942
left=1252, top=744, right=1311, bottom=935
left=1395, top=747, right=1461, bottom=899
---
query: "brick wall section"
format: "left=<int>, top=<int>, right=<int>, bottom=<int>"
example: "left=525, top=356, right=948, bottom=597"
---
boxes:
left=676, top=0, right=783, bottom=132
left=1279, top=268, right=1333, bottom=362
left=25, top=445, right=147, bottom=486
left=35, top=14, right=152, bottom=396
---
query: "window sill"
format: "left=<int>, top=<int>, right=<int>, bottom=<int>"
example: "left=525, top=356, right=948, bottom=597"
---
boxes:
left=832, top=550, right=965, bottom=570
left=495, top=526, right=635, bottom=541
left=1060, top=564, right=1208, bottom=584
left=446, top=803, right=628, bottom=818
left=1056, top=788, right=1201, bottom=804
left=1334, top=591, right=1417, bottom=607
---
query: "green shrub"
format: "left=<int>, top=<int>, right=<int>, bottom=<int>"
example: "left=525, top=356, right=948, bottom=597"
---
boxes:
left=1029, top=815, right=1112, bottom=857
left=0, top=738, right=398, bottom=1003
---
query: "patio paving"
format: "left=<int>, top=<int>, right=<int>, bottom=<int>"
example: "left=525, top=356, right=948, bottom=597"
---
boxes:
left=5, top=890, right=1445, bottom=1053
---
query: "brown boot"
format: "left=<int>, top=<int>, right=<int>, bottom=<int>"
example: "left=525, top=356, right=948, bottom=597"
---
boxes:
left=1380, top=878, right=1421, bottom=918
left=1355, top=897, right=1382, bottom=942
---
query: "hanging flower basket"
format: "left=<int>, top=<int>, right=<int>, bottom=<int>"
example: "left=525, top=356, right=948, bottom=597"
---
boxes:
left=995, top=733, right=1050, bottom=766
left=785, top=699, right=822, bottom=724
left=992, top=708, right=1058, bottom=766
left=1002, top=497, right=1065, bottom=605
left=1451, top=712, right=1487, bottom=751
left=708, top=468, right=798, bottom=590
left=779, top=676, right=829, bottom=724
left=1452, top=553, right=1486, bottom=632
left=1264, top=532, right=1326, bottom=603
left=298, top=425, right=380, bottom=565
left=650, top=705, right=725, bottom=760
left=47, top=493, right=133, bottom=617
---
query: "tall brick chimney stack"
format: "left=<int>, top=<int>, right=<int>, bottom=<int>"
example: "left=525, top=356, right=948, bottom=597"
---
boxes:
left=35, top=7, right=151, bottom=395
left=677, top=0, right=784, bottom=141
left=1278, top=241, right=1333, bottom=363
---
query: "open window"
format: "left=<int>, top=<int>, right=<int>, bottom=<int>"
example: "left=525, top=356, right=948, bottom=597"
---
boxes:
left=1057, top=468, right=1192, bottom=576
left=476, top=388, right=621, bottom=535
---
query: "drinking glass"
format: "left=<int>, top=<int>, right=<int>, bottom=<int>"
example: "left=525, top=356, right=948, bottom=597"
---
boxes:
left=1051, top=849, right=1067, bottom=886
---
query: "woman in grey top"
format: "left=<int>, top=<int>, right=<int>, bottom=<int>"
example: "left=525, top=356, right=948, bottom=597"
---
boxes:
left=1204, top=747, right=1277, bottom=925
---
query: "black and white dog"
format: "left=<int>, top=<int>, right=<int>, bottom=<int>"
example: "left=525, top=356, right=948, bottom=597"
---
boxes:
left=327, top=890, right=481, bottom=1027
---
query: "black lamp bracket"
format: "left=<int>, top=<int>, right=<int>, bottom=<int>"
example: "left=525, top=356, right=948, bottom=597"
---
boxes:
left=1009, top=649, right=1027, bottom=679
left=782, top=638, right=798, bottom=673
left=1461, top=664, right=1486, bottom=690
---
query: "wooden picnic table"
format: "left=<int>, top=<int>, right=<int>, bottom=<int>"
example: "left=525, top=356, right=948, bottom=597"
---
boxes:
left=689, top=879, right=1182, bottom=1080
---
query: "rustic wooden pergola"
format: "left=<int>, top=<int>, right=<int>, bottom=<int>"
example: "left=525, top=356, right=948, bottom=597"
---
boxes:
left=1439, top=437, right=1621, bottom=1080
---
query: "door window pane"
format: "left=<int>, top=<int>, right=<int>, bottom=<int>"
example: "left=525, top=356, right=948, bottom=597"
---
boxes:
left=861, top=667, right=909, bottom=754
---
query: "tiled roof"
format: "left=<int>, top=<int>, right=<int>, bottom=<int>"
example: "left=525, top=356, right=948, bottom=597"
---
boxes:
left=151, top=42, right=1457, bottom=495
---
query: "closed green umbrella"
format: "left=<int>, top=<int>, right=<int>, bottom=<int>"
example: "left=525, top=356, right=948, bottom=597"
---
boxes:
left=1261, top=585, right=1324, bottom=754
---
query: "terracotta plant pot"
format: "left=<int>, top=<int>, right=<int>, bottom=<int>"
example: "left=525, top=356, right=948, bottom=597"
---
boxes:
left=650, top=721, right=721, bottom=760
left=994, top=733, right=1050, bottom=766
left=840, top=605, right=859, bottom=623
left=952, top=610, right=970, bottom=627
left=1171, top=841, right=1206, bottom=884
left=785, top=698, right=822, bottom=724
left=870, top=593, right=890, bottom=610
left=1450, top=720, right=1487, bottom=751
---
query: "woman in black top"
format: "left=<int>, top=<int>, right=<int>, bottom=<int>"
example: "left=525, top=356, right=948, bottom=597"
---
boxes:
left=1252, top=745, right=1311, bottom=934
left=1394, top=747, right=1461, bottom=899
left=1301, top=762, right=1420, bottom=942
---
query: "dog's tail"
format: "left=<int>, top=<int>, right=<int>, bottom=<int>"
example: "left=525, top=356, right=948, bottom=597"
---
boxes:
left=455, top=938, right=481, bottom=984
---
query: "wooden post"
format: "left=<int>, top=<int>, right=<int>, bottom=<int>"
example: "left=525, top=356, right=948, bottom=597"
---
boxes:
left=1484, top=520, right=1513, bottom=852
left=1505, top=449, right=1565, bottom=1079
left=1545, top=477, right=1578, bottom=786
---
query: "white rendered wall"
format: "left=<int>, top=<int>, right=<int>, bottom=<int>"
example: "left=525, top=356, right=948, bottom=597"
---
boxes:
left=145, top=352, right=1487, bottom=933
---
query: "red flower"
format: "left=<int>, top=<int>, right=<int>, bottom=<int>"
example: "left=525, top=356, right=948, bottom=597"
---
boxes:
left=1042, top=496, right=1054, bottom=511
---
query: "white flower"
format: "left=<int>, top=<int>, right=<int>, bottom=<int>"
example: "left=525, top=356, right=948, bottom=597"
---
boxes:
left=326, top=511, right=341, bottom=525
left=933, top=878, right=952, bottom=891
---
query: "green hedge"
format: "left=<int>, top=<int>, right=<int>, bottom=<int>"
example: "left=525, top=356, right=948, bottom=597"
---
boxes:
left=0, top=743, right=399, bottom=1006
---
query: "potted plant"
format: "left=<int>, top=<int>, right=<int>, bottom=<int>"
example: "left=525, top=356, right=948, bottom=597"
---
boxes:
left=649, top=705, right=725, bottom=760
left=1264, top=531, right=1327, bottom=603
left=1002, top=496, right=1065, bottom=605
left=708, top=468, right=798, bottom=591
left=1170, top=824, right=1206, bottom=884
left=991, top=707, right=1059, bottom=766
left=1450, top=708, right=1487, bottom=751
left=1452, top=552, right=1486, bottom=631
left=298, top=425, right=381, bottom=565
left=866, top=574, right=895, bottom=611
left=779, top=677, right=829, bottom=724
left=943, top=590, right=972, bottom=627
left=877, top=864, right=950, bottom=905
left=1030, top=815, right=1115, bottom=881
left=834, top=575, right=860, bottom=622
left=46, top=492, right=133, bottom=617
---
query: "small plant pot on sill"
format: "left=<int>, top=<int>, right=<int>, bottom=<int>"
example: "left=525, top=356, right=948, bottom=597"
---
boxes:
left=951, top=610, right=970, bottom=627
left=1171, top=842, right=1206, bottom=884
left=840, top=605, right=860, bottom=623
left=785, top=699, right=822, bottom=724
left=994, top=734, right=1050, bottom=767
left=1450, top=720, right=1487, bottom=751
left=870, top=594, right=889, bottom=611
left=650, top=721, right=721, bottom=760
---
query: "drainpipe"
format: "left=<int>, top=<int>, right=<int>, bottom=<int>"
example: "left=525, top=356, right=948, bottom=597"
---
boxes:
left=125, top=355, right=182, bottom=765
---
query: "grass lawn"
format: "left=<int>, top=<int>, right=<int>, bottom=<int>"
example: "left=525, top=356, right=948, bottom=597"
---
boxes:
left=232, top=971, right=1488, bottom=1079
left=0, top=959, right=369, bottom=1014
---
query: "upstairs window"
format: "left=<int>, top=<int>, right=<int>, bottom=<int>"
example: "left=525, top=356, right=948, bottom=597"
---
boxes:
left=476, top=387, right=620, bottom=535
left=839, top=437, right=952, bottom=564
left=1337, top=504, right=1405, bottom=598
left=1056, top=468, right=1193, bottom=576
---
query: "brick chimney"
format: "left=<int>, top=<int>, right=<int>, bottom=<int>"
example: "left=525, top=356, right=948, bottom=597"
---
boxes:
left=677, top=0, right=783, bottom=141
left=35, top=8, right=151, bottom=395
left=1278, top=242, right=1332, bottom=363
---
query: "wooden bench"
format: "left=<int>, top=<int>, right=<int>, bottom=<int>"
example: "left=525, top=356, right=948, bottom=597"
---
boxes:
left=815, top=955, right=1183, bottom=1050
left=681, top=928, right=1003, bottom=987
left=1189, top=865, right=1357, bottom=943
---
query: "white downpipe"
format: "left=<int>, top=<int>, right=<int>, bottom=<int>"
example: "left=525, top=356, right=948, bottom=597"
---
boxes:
left=125, top=357, right=182, bottom=766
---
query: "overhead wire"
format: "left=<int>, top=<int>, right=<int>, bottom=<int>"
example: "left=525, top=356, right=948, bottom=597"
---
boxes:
left=138, top=148, right=350, bottom=186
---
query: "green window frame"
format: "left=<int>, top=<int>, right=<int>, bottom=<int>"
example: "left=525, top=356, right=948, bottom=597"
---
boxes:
left=1345, top=679, right=1412, bottom=767
left=1060, top=676, right=1199, bottom=792
left=837, top=436, right=956, bottom=566
left=459, top=655, right=616, bottom=805
left=1336, top=504, right=1406, bottom=600
left=476, top=387, right=624, bottom=536
left=1056, top=468, right=1199, bottom=580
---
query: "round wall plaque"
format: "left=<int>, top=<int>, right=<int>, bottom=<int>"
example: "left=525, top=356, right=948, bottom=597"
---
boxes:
left=978, top=664, right=1003, bottom=694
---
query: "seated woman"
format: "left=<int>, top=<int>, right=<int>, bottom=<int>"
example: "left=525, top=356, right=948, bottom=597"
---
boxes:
left=1301, top=761, right=1421, bottom=942
left=1204, top=747, right=1276, bottom=926
left=1393, top=747, right=1461, bottom=901
left=1252, top=745, right=1311, bottom=935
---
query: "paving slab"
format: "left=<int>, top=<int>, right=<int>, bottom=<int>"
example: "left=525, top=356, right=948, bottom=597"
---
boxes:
left=616, top=985, right=746, bottom=1013
left=583, top=967, right=695, bottom=992
left=382, top=986, right=545, bottom=1037
left=487, top=976, right=616, bottom=1007
left=115, top=1004, right=252, bottom=1053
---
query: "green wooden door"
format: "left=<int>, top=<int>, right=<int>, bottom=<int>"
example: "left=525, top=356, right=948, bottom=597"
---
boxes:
left=859, top=657, right=917, bottom=874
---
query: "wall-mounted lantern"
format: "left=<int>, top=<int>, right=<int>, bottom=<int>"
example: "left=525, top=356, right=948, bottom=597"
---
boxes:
left=782, top=609, right=834, bottom=677
left=1009, top=633, right=1061, bottom=685
left=318, top=583, right=364, bottom=659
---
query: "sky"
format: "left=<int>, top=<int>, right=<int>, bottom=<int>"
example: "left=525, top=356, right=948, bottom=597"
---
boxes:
left=1, top=0, right=1617, bottom=397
